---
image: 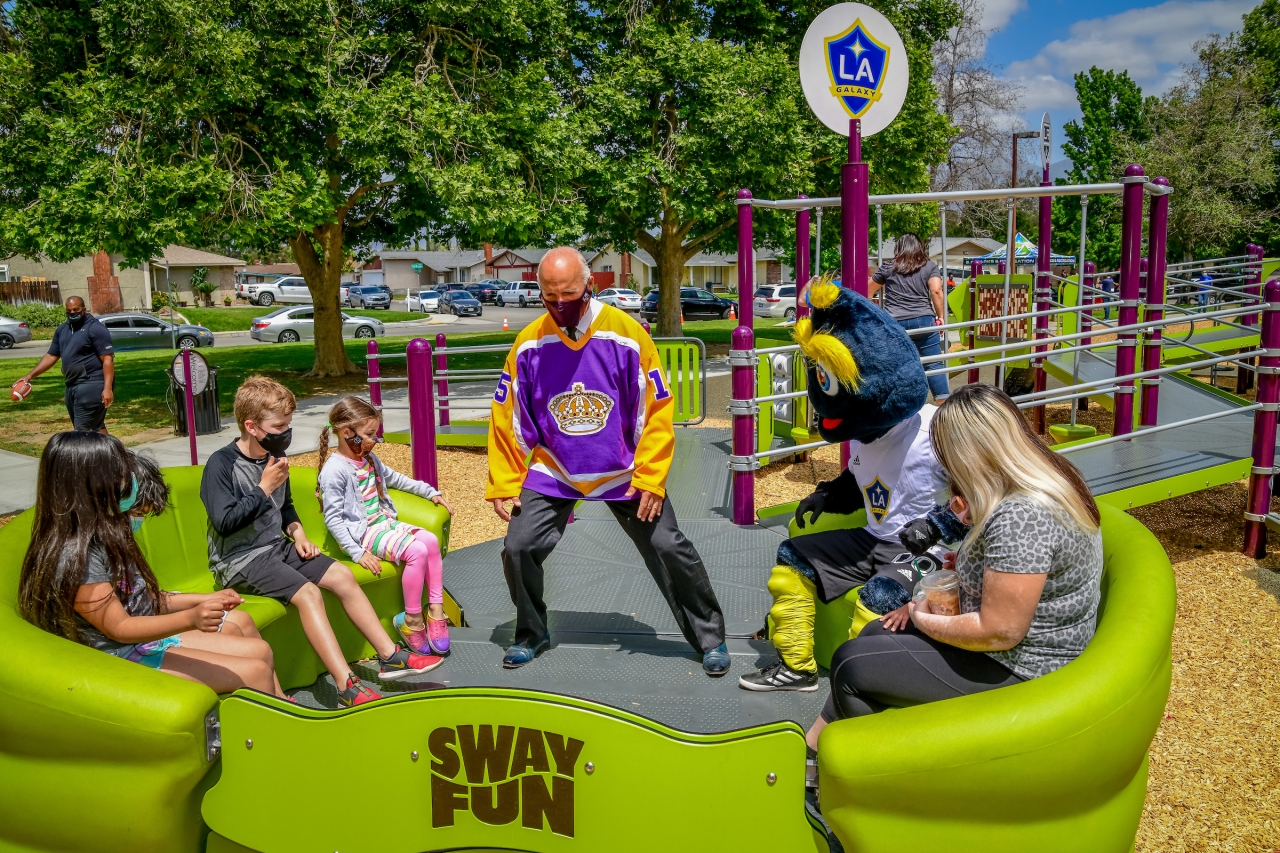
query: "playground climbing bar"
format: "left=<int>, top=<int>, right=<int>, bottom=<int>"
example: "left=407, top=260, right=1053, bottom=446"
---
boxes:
left=1243, top=279, right=1280, bottom=558
left=406, top=338, right=438, bottom=488
left=796, top=195, right=810, bottom=320
left=1112, top=165, right=1147, bottom=437
left=1140, top=177, right=1171, bottom=428
left=737, top=189, right=753, bottom=327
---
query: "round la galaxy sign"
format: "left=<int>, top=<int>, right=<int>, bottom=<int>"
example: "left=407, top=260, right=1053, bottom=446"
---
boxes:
left=799, top=3, right=909, bottom=137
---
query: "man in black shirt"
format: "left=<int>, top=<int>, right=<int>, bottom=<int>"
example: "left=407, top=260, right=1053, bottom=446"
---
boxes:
left=17, top=296, right=115, bottom=432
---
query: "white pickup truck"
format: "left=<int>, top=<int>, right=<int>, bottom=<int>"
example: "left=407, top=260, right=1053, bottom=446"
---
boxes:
left=236, top=276, right=314, bottom=307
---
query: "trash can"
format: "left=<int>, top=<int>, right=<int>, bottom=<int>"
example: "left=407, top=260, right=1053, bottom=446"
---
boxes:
left=168, top=365, right=222, bottom=436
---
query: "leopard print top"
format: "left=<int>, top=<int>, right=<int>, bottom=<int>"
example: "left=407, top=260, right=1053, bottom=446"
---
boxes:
left=956, top=493, right=1104, bottom=679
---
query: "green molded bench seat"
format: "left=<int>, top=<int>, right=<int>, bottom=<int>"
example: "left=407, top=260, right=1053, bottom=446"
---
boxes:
left=0, top=464, right=450, bottom=853
left=790, top=503, right=1175, bottom=851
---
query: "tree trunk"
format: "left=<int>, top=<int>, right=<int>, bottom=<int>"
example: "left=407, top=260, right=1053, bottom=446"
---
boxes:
left=654, top=234, right=687, bottom=337
left=290, top=222, right=358, bottom=377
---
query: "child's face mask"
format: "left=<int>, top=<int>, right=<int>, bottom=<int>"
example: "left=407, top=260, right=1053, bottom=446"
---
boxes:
left=119, top=475, right=139, bottom=513
left=130, top=516, right=144, bottom=534
left=949, top=494, right=970, bottom=525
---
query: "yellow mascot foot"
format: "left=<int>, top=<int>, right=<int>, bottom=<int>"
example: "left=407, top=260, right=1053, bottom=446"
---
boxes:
left=765, top=564, right=819, bottom=675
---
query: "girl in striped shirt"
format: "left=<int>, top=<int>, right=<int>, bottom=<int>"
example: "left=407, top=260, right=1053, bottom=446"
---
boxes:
left=317, top=397, right=453, bottom=656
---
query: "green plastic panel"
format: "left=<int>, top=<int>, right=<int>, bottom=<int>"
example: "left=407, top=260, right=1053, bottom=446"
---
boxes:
left=654, top=337, right=706, bottom=425
left=203, top=688, right=818, bottom=853
left=757, top=352, right=775, bottom=466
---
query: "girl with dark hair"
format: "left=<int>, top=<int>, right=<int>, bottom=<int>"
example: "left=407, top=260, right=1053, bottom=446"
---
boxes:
left=317, top=396, right=453, bottom=656
left=19, top=432, right=285, bottom=697
left=870, top=233, right=950, bottom=400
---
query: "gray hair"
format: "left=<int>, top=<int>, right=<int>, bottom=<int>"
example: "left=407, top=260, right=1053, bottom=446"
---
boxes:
left=536, top=247, right=591, bottom=289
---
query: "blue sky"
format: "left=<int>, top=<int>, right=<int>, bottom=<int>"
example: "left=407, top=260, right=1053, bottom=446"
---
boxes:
left=979, top=0, right=1258, bottom=160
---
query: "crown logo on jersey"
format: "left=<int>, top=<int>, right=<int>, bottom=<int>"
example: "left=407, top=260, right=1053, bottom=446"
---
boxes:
left=549, top=382, right=614, bottom=435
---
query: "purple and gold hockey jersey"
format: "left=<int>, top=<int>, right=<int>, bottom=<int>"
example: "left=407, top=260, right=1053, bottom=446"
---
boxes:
left=485, top=303, right=676, bottom=501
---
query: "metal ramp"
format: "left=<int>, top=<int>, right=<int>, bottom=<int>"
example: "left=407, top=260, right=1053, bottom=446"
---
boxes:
left=290, top=428, right=831, bottom=734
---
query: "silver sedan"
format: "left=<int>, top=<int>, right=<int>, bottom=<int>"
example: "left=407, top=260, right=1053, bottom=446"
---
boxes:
left=249, top=306, right=385, bottom=343
left=0, top=316, right=33, bottom=349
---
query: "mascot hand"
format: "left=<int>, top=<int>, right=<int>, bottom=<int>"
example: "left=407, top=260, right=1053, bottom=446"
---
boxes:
left=795, top=468, right=864, bottom=528
left=898, top=504, right=971, bottom=555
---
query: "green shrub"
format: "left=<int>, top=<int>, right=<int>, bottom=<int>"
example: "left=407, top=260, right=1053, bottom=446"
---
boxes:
left=4, top=302, right=66, bottom=329
left=152, top=291, right=170, bottom=311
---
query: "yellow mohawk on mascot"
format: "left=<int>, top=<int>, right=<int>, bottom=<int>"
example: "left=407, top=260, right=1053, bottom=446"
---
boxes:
left=793, top=277, right=860, bottom=390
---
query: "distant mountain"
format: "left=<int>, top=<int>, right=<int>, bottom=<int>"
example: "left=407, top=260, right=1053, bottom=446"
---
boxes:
left=1049, top=158, right=1075, bottom=183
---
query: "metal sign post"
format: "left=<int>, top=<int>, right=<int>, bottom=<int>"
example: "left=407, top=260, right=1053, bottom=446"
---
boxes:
left=171, top=348, right=207, bottom=464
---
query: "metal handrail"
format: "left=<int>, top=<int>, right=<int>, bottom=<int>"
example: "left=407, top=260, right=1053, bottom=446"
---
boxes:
left=1057, top=404, right=1263, bottom=454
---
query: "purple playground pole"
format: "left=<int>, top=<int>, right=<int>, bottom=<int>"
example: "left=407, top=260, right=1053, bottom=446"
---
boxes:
left=642, top=321, right=650, bottom=335
left=181, top=347, right=198, bottom=465
left=737, top=189, right=754, bottom=326
left=843, top=120, right=870, bottom=297
left=796, top=195, right=811, bottom=320
left=1243, top=278, right=1280, bottom=558
left=1246, top=242, right=1265, bottom=327
left=731, top=324, right=756, bottom=525
left=1033, top=175, right=1053, bottom=433
left=366, top=339, right=384, bottom=439
left=998, top=260, right=1006, bottom=276
left=968, top=260, right=981, bottom=384
left=434, top=332, right=450, bottom=428
left=1140, top=178, right=1170, bottom=428
left=406, top=338, right=438, bottom=488
left=1082, top=261, right=1097, bottom=347
left=1112, top=164, right=1147, bottom=437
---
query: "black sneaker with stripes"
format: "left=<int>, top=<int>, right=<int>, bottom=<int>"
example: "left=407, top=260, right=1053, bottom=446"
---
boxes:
left=738, top=660, right=819, bottom=692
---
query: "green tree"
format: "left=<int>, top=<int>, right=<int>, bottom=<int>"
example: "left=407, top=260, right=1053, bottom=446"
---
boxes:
left=1240, top=0, right=1280, bottom=254
left=1051, top=68, right=1154, bottom=271
left=571, top=0, right=958, bottom=336
left=0, top=0, right=583, bottom=375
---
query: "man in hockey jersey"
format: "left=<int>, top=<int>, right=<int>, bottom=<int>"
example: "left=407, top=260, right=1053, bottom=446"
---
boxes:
left=486, top=247, right=729, bottom=674
left=739, top=280, right=965, bottom=692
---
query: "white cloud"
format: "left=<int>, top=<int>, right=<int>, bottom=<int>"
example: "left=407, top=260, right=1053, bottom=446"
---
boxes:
left=978, top=0, right=1027, bottom=30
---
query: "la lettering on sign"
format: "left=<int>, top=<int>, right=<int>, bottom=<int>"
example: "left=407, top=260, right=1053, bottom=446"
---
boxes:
left=429, top=724, right=585, bottom=837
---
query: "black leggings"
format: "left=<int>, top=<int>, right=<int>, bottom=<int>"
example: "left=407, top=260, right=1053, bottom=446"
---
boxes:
left=822, top=620, right=1025, bottom=720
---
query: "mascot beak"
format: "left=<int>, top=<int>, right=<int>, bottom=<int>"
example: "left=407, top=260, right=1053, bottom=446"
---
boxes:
left=822, top=417, right=843, bottom=429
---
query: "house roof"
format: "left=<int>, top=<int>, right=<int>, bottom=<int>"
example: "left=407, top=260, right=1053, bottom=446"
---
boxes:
left=152, top=245, right=243, bottom=267
left=241, top=263, right=300, bottom=275
left=373, top=250, right=488, bottom=270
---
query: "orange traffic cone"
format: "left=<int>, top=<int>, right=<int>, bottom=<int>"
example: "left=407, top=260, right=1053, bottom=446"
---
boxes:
left=729, top=304, right=736, bottom=320
left=502, top=316, right=509, bottom=331
left=681, top=308, right=686, bottom=323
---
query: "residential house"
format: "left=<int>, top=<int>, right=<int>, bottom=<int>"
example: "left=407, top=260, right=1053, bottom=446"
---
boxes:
left=148, top=246, right=244, bottom=306
left=356, top=250, right=489, bottom=296
left=1, top=251, right=149, bottom=312
left=873, top=237, right=1005, bottom=277
left=237, top=263, right=301, bottom=285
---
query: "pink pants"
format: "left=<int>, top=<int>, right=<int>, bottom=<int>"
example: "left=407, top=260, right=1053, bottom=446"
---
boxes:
left=400, top=529, right=443, bottom=614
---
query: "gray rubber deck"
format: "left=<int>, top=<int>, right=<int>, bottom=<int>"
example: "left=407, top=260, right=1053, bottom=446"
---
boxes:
left=291, top=428, right=829, bottom=733
left=1046, top=349, right=1257, bottom=495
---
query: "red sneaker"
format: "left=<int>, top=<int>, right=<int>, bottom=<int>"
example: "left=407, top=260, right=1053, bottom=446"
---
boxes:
left=338, top=676, right=382, bottom=707
left=377, top=645, right=444, bottom=682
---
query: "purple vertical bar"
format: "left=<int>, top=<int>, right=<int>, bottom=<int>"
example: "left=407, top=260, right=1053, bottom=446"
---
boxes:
left=642, top=321, right=650, bottom=335
left=737, top=189, right=754, bottom=328
left=434, top=332, right=450, bottom=428
left=1246, top=242, right=1264, bottom=327
left=182, top=347, right=198, bottom=465
left=1140, top=178, right=1170, bottom=428
left=843, top=120, right=869, bottom=296
left=1113, top=164, right=1146, bottom=437
left=730, top=325, right=755, bottom=525
left=796, top=195, right=811, bottom=320
left=967, top=259, right=981, bottom=384
left=997, top=260, right=1006, bottom=276
left=366, top=339, right=384, bottom=439
left=406, top=337, right=438, bottom=488
left=1243, top=278, right=1280, bottom=557
left=1033, top=177, right=1052, bottom=433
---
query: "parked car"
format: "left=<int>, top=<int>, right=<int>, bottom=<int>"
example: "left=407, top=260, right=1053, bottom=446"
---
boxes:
left=346, top=285, right=391, bottom=310
left=753, top=284, right=798, bottom=319
left=640, top=287, right=734, bottom=321
left=465, top=281, right=500, bottom=303
left=596, top=288, right=643, bottom=312
left=0, top=316, right=33, bottom=349
left=99, top=313, right=215, bottom=350
left=495, top=280, right=541, bottom=307
left=406, top=290, right=442, bottom=313
left=249, top=307, right=384, bottom=343
left=439, top=290, right=483, bottom=317
left=237, top=275, right=313, bottom=307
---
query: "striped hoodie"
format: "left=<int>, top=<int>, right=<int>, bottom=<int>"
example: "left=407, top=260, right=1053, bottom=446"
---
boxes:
left=486, top=302, right=676, bottom=501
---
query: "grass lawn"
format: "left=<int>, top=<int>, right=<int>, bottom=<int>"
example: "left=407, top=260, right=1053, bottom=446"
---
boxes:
left=181, top=307, right=427, bottom=332
left=0, top=318, right=793, bottom=457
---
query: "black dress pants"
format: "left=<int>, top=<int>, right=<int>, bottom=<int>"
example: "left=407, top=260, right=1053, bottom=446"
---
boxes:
left=501, top=488, right=726, bottom=653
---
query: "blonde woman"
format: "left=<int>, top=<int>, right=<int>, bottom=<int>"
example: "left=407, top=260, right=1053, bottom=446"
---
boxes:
left=806, top=383, right=1103, bottom=748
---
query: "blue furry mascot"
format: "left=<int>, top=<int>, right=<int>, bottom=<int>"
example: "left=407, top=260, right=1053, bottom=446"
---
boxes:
left=739, top=279, right=967, bottom=692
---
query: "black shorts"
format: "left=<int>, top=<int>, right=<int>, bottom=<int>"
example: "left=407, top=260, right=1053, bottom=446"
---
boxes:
left=231, top=540, right=338, bottom=605
left=781, top=526, right=941, bottom=603
left=65, top=380, right=106, bottom=432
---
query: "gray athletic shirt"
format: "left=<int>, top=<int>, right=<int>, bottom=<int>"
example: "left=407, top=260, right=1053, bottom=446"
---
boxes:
left=872, top=259, right=942, bottom=321
left=201, top=441, right=301, bottom=586
left=955, top=494, right=1103, bottom=679
left=74, top=543, right=156, bottom=659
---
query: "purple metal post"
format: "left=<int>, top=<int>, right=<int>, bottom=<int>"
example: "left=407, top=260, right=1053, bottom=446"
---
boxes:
left=997, top=260, right=1006, bottom=276
left=1082, top=261, right=1096, bottom=346
left=1246, top=243, right=1264, bottom=327
left=1032, top=176, right=1053, bottom=433
left=1243, top=278, right=1280, bottom=558
left=842, top=121, right=870, bottom=296
left=737, top=189, right=754, bottom=326
left=968, top=260, right=981, bottom=384
left=366, top=339, right=385, bottom=438
left=434, top=332, right=450, bottom=428
left=642, top=321, right=650, bottom=335
left=1140, top=178, right=1170, bottom=428
left=406, top=338, right=439, bottom=488
left=730, top=325, right=755, bottom=525
left=1112, top=164, right=1147, bottom=437
left=181, top=347, right=198, bottom=465
left=796, top=195, right=811, bottom=320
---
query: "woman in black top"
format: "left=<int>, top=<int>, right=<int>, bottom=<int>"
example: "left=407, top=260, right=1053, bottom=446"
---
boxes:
left=869, top=234, right=950, bottom=400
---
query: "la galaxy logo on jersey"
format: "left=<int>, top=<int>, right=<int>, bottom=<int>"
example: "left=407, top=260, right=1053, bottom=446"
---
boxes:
left=864, top=476, right=891, bottom=523
left=825, top=19, right=890, bottom=118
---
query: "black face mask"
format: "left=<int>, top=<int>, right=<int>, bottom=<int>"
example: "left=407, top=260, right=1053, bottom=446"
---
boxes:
left=66, top=312, right=85, bottom=330
left=257, top=427, right=292, bottom=456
